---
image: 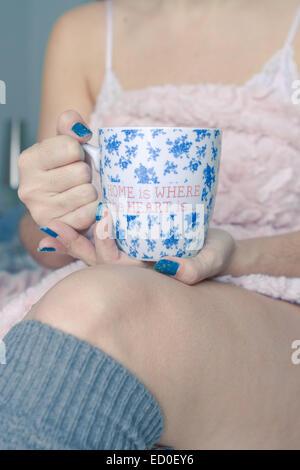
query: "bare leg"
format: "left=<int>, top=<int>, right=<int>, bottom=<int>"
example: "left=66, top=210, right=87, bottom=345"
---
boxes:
left=27, top=264, right=300, bottom=450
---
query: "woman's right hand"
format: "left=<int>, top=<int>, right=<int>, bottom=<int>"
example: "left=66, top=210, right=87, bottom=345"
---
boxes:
left=18, top=110, right=99, bottom=232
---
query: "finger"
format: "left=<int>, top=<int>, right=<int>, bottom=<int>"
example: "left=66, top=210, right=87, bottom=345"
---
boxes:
left=93, top=204, right=145, bottom=266
left=38, top=236, right=68, bottom=254
left=154, top=256, right=207, bottom=285
left=58, top=199, right=99, bottom=231
left=40, top=135, right=85, bottom=171
left=47, top=160, right=92, bottom=193
left=38, top=220, right=96, bottom=266
left=94, top=206, right=120, bottom=264
left=57, top=110, right=93, bottom=143
left=51, top=183, right=98, bottom=217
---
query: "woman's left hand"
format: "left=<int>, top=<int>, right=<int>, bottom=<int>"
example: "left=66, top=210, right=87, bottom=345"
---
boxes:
left=153, top=228, right=236, bottom=284
left=38, top=205, right=236, bottom=285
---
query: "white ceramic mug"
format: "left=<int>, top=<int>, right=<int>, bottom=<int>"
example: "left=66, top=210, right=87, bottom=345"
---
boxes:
left=83, top=126, right=222, bottom=261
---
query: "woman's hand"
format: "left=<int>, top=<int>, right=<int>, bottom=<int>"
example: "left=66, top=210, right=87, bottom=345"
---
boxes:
left=18, top=110, right=99, bottom=232
left=38, top=203, right=153, bottom=269
left=153, top=228, right=236, bottom=285
left=38, top=203, right=236, bottom=284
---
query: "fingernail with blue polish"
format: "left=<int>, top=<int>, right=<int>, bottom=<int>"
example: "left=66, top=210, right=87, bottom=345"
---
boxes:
left=154, top=260, right=180, bottom=276
left=40, top=227, right=58, bottom=238
left=72, top=122, right=92, bottom=138
left=37, top=247, right=56, bottom=253
left=96, top=202, right=103, bottom=221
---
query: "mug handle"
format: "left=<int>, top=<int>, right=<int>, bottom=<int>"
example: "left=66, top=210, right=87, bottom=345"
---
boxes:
left=82, top=143, right=100, bottom=173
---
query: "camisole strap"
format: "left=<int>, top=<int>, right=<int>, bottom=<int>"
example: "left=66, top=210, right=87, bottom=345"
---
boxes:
left=283, top=2, right=300, bottom=49
left=96, top=0, right=123, bottom=108
left=245, top=2, right=300, bottom=98
left=105, top=0, right=114, bottom=72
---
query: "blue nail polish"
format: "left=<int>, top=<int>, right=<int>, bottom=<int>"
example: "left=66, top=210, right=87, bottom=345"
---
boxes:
left=96, top=202, right=103, bottom=221
left=154, top=259, right=180, bottom=276
left=40, top=227, right=58, bottom=238
left=72, top=122, right=92, bottom=138
left=37, top=247, right=56, bottom=253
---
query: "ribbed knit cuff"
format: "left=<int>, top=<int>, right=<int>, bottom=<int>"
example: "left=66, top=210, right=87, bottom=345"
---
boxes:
left=0, top=320, right=163, bottom=450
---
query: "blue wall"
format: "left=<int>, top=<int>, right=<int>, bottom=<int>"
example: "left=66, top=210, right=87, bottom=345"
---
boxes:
left=0, top=0, right=91, bottom=185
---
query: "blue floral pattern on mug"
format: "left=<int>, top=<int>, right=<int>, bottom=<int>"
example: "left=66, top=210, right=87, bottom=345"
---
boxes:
left=98, top=127, right=222, bottom=261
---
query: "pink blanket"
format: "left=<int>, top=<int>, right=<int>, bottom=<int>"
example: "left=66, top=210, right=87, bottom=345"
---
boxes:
left=0, top=261, right=83, bottom=339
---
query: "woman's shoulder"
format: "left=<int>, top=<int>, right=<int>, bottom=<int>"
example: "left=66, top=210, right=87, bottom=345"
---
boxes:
left=51, top=1, right=106, bottom=47
left=46, top=2, right=107, bottom=102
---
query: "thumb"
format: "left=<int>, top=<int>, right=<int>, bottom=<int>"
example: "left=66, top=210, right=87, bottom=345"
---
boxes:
left=38, top=219, right=97, bottom=266
left=94, top=204, right=120, bottom=264
left=57, top=110, right=93, bottom=143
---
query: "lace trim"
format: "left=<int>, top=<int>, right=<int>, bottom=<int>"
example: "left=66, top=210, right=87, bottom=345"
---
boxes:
left=97, top=43, right=300, bottom=107
left=245, top=44, right=299, bottom=99
left=96, top=69, right=123, bottom=109
left=98, top=0, right=300, bottom=106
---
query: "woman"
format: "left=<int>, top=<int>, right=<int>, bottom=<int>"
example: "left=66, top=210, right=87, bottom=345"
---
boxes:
left=1, top=0, right=300, bottom=449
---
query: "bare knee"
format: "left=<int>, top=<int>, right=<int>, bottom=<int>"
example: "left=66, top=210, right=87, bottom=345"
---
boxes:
left=26, top=264, right=159, bottom=348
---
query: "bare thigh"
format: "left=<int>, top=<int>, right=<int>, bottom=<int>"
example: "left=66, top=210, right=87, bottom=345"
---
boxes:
left=27, top=264, right=300, bottom=449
